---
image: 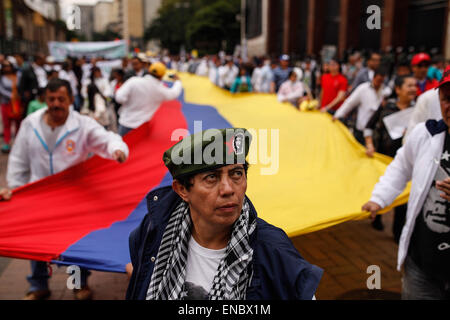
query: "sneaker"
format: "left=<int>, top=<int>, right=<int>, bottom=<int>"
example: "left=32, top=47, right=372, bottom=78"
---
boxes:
left=73, top=286, right=93, bottom=300
left=23, top=289, right=51, bottom=300
left=1, top=144, right=10, bottom=154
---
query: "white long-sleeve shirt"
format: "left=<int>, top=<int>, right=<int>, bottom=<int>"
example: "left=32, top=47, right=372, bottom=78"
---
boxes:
left=7, top=107, right=129, bottom=189
left=277, top=80, right=307, bottom=105
left=115, top=75, right=182, bottom=129
left=218, top=64, right=238, bottom=89
left=59, top=69, right=79, bottom=96
left=369, top=121, right=446, bottom=271
left=334, top=82, right=391, bottom=131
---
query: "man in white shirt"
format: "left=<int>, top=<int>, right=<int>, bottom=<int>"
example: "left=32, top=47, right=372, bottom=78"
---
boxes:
left=58, top=60, right=79, bottom=99
left=0, top=78, right=129, bottom=300
left=258, top=58, right=275, bottom=93
left=277, top=71, right=311, bottom=108
left=333, top=69, right=391, bottom=145
left=195, top=56, right=210, bottom=77
left=124, top=56, right=150, bottom=81
left=115, top=61, right=183, bottom=136
left=208, top=58, right=222, bottom=86
left=251, top=60, right=263, bottom=93
left=33, top=56, right=48, bottom=89
left=218, top=58, right=238, bottom=90
left=362, top=67, right=450, bottom=299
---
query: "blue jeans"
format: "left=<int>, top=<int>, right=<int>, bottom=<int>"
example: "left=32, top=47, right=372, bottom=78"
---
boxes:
left=28, top=261, right=90, bottom=292
left=118, top=124, right=133, bottom=137
left=402, top=255, right=450, bottom=300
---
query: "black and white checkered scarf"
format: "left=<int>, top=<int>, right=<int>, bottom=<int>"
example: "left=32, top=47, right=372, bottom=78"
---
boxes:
left=146, top=199, right=256, bottom=300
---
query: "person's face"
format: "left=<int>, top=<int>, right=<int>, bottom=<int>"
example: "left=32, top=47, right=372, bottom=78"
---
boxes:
left=45, top=86, right=73, bottom=124
left=131, top=58, right=142, bottom=72
left=289, top=73, right=297, bottom=82
left=439, top=83, right=450, bottom=128
left=396, top=77, right=417, bottom=102
left=368, top=54, right=381, bottom=70
left=1, top=63, right=13, bottom=74
left=35, top=56, right=45, bottom=67
left=412, top=62, right=429, bottom=79
left=372, top=74, right=385, bottom=89
left=113, top=71, right=122, bottom=81
left=14, top=55, right=24, bottom=66
left=280, top=59, right=289, bottom=69
left=174, top=164, right=247, bottom=230
left=397, top=66, right=411, bottom=76
left=94, top=70, right=102, bottom=79
left=329, top=60, right=340, bottom=74
left=240, top=68, right=246, bottom=76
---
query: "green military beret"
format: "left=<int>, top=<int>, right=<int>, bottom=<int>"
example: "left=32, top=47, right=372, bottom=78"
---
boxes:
left=163, top=128, right=252, bottom=179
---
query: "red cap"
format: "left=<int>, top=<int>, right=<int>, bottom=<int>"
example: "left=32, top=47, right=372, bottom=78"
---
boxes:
left=411, top=53, right=431, bottom=66
left=438, top=66, right=450, bottom=88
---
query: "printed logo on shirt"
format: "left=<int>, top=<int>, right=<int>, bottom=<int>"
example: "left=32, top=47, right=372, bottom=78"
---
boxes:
left=423, top=166, right=450, bottom=234
left=66, top=139, right=76, bottom=153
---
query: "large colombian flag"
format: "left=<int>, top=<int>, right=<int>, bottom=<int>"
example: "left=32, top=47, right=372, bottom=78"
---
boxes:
left=0, top=73, right=409, bottom=273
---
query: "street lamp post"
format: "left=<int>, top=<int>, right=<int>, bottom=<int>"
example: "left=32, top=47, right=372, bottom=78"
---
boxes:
left=241, top=0, right=248, bottom=62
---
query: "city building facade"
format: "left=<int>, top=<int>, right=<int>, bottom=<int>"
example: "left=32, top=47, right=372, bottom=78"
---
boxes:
left=0, top=0, right=65, bottom=55
left=245, top=0, right=450, bottom=60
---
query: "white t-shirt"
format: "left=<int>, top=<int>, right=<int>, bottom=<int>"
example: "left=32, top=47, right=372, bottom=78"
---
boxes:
left=183, top=236, right=226, bottom=300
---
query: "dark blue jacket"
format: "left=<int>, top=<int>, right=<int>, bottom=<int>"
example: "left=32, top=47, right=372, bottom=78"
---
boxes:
left=126, top=186, right=323, bottom=300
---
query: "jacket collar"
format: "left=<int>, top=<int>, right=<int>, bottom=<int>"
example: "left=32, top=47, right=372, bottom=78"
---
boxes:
left=426, top=119, right=448, bottom=136
left=32, top=106, right=79, bottom=132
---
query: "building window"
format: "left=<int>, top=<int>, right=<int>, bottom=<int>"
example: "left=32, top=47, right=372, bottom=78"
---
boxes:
left=246, top=0, right=262, bottom=39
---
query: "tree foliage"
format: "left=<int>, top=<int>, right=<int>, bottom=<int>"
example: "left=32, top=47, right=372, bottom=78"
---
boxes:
left=145, top=0, right=241, bottom=55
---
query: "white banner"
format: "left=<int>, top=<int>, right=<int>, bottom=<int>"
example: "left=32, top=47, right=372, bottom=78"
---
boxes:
left=48, top=41, right=129, bottom=62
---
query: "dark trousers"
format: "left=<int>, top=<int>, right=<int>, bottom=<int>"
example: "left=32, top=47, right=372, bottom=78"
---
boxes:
left=393, top=203, right=407, bottom=244
left=353, top=129, right=365, bottom=146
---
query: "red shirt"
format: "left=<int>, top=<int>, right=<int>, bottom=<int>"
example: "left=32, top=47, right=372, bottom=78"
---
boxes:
left=320, top=73, right=348, bottom=110
left=416, top=78, right=439, bottom=97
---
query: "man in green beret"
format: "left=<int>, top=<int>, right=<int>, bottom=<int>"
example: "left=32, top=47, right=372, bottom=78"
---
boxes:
left=126, top=128, right=322, bottom=300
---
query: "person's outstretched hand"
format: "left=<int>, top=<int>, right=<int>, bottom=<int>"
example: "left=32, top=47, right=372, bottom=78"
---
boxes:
left=362, top=201, right=382, bottom=220
left=0, top=188, right=12, bottom=201
left=113, top=150, right=127, bottom=163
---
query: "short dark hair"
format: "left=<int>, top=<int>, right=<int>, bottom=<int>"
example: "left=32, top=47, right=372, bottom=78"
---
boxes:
left=176, top=162, right=249, bottom=191
left=394, top=75, right=414, bottom=89
left=369, top=51, right=381, bottom=59
left=374, top=67, right=388, bottom=77
left=46, top=78, right=73, bottom=98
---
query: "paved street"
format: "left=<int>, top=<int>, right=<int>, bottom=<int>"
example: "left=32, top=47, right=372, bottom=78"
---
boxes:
left=0, top=152, right=402, bottom=300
